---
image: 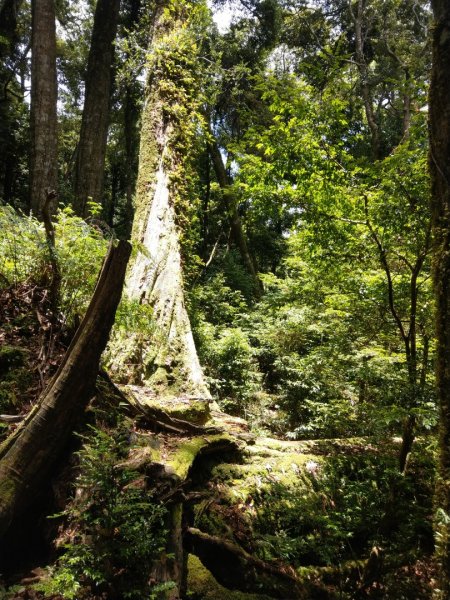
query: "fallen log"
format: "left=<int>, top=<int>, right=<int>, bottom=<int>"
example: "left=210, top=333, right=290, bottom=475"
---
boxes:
left=0, top=240, right=131, bottom=538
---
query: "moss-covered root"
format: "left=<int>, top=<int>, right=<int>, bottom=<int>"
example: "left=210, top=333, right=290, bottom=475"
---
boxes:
left=185, top=527, right=333, bottom=600
left=122, top=385, right=211, bottom=427
left=186, top=554, right=274, bottom=600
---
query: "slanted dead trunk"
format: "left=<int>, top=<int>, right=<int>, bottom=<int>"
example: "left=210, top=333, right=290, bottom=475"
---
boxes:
left=0, top=240, right=131, bottom=538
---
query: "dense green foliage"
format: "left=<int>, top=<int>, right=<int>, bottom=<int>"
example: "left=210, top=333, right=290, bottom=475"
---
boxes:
left=0, top=204, right=108, bottom=326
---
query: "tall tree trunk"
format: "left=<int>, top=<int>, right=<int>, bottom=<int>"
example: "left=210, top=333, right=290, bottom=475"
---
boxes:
left=29, top=0, right=57, bottom=217
left=0, top=0, right=21, bottom=60
left=122, top=85, right=140, bottom=238
left=112, top=2, right=210, bottom=401
left=429, top=0, right=450, bottom=595
left=208, top=136, right=264, bottom=298
left=0, top=0, right=23, bottom=204
left=122, top=0, right=141, bottom=238
left=73, top=0, right=120, bottom=217
left=0, top=240, right=131, bottom=539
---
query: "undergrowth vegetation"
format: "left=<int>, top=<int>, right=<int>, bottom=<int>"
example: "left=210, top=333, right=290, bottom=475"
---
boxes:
left=252, top=448, right=435, bottom=569
left=188, top=244, right=437, bottom=441
left=0, top=204, right=108, bottom=328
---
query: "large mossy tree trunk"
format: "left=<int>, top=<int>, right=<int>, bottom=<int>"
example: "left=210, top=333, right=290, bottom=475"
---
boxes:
left=29, top=0, right=58, bottom=217
left=0, top=241, right=131, bottom=540
left=73, top=0, right=120, bottom=217
left=112, top=0, right=210, bottom=401
left=429, top=0, right=450, bottom=595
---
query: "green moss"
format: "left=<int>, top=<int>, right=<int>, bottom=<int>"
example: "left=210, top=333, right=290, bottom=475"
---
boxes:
left=209, top=441, right=320, bottom=503
left=121, top=445, right=163, bottom=470
left=0, top=474, right=16, bottom=510
left=130, top=92, right=161, bottom=254
left=186, top=555, right=273, bottom=600
left=168, top=437, right=214, bottom=479
left=118, top=386, right=211, bottom=424
left=167, top=434, right=236, bottom=479
left=169, top=399, right=210, bottom=425
left=193, top=503, right=230, bottom=538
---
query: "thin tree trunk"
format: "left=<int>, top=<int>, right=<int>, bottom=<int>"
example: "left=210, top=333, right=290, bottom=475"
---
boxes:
left=208, top=136, right=264, bottom=298
left=0, top=240, right=131, bottom=538
left=29, top=0, right=57, bottom=217
left=429, top=0, right=450, bottom=595
left=122, top=0, right=141, bottom=238
left=0, top=0, right=22, bottom=61
left=398, top=414, right=416, bottom=473
left=73, top=0, right=120, bottom=217
left=349, top=0, right=381, bottom=160
left=123, top=86, right=139, bottom=238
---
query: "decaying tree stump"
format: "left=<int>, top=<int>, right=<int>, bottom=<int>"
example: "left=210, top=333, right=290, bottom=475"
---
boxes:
left=0, top=240, right=131, bottom=538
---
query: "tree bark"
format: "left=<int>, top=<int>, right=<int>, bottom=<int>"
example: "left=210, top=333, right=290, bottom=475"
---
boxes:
left=429, top=0, right=450, bottom=595
left=29, top=0, right=58, bottom=217
left=73, top=0, right=120, bottom=217
left=122, top=0, right=142, bottom=238
left=0, top=240, right=131, bottom=539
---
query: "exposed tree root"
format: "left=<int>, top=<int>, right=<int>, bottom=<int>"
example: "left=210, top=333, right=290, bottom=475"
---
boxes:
left=185, top=527, right=332, bottom=600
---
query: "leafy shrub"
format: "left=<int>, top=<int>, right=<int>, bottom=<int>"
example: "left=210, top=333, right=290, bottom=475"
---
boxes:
left=54, top=206, right=109, bottom=326
left=188, top=272, right=248, bottom=328
left=205, top=327, right=260, bottom=416
left=188, top=272, right=261, bottom=415
left=0, top=204, right=46, bottom=286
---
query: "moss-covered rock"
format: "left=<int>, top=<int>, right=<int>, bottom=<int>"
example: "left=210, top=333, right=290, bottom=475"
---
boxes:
left=121, top=384, right=211, bottom=425
left=207, top=439, right=321, bottom=503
